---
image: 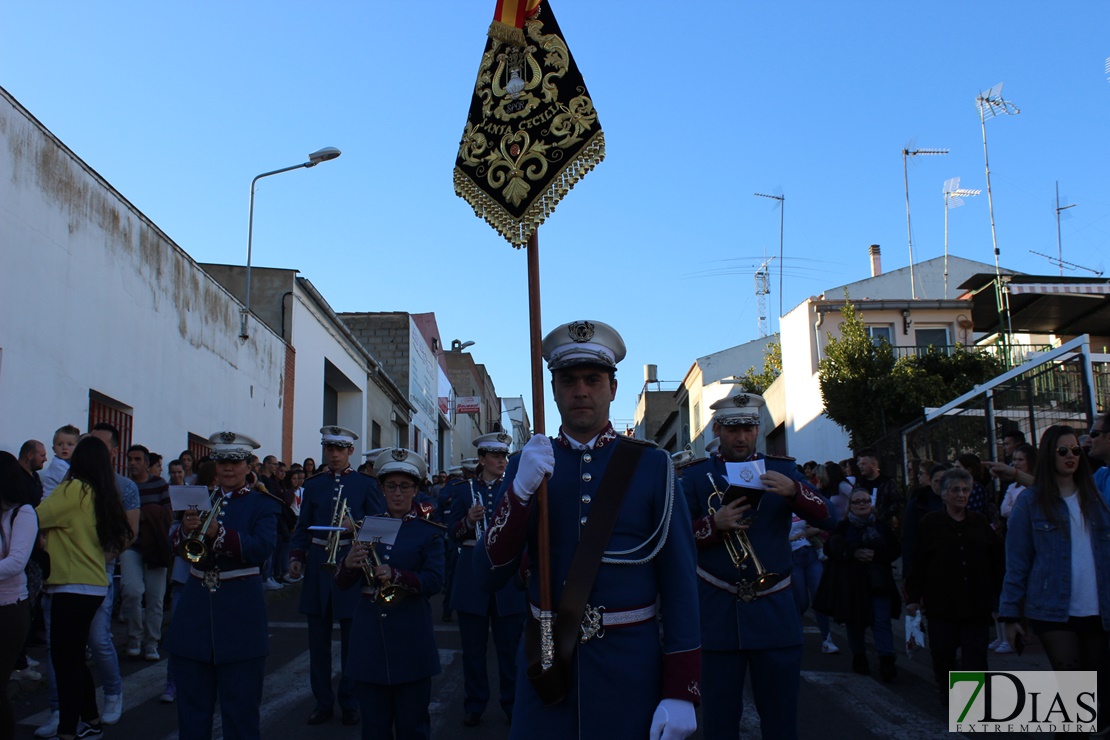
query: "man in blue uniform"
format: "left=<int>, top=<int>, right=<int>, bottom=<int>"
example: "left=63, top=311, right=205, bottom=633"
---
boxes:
left=475, top=320, right=701, bottom=740
left=683, top=392, right=834, bottom=740
left=448, top=432, right=526, bottom=727
left=436, top=465, right=464, bottom=622
left=288, top=426, right=385, bottom=726
left=166, top=431, right=283, bottom=740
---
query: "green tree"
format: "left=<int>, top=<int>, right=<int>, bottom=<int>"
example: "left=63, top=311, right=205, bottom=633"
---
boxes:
left=739, top=338, right=782, bottom=395
left=818, top=300, right=1004, bottom=450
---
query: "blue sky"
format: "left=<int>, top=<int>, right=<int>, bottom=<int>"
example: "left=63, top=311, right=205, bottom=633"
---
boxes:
left=5, top=1, right=1109, bottom=433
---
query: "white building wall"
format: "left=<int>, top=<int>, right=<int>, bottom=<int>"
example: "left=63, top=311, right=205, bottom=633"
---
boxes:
left=0, top=88, right=285, bottom=457
left=290, top=286, right=368, bottom=463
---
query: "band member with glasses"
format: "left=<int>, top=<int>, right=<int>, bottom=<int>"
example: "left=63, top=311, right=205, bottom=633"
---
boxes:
left=288, top=427, right=384, bottom=727
left=1000, top=425, right=1110, bottom=731
left=165, top=432, right=283, bottom=740
left=682, top=391, right=833, bottom=740
left=447, top=433, right=526, bottom=727
left=337, top=448, right=444, bottom=740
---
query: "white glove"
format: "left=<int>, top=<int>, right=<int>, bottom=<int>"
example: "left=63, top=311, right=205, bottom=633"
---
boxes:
left=513, top=434, right=554, bottom=503
left=649, top=699, right=696, bottom=740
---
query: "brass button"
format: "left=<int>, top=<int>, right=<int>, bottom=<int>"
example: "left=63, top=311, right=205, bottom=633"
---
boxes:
left=582, top=495, right=592, bottom=504
left=580, top=516, right=588, bottom=525
left=583, top=453, right=592, bottom=463
left=582, top=472, right=593, bottom=482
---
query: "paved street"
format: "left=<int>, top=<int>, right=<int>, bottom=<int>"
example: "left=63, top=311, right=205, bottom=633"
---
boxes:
left=9, top=583, right=1055, bottom=739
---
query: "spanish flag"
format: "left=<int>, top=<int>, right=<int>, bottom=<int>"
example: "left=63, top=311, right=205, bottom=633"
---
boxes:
left=453, top=1, right=605, bottom=247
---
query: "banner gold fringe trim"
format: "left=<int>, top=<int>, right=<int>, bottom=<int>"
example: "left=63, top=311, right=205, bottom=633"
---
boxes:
left=487, top=20, right=526, bottom=47
left=454, top=130, right=605, bottom=248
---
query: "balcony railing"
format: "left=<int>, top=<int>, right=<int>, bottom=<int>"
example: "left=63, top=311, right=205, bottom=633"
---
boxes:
left=890, top=343, right=1054, bottom=369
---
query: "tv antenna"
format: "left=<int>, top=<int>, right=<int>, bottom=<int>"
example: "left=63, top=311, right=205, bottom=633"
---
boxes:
left=902, top=145, right=949, bottom=299
left=1029, top=250, right=1103, bottom=277
left=754, top=189, right=784, bottom=322
left=976, top=83, right=1020, bottom=339
left=1054, top=181, right=1078, bottom=277
left=943, top=177, right=981, bottom=298
left=754, top=255, right=775, bottom=338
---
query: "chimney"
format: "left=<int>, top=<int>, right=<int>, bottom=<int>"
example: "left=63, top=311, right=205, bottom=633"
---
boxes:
left=869, top=244, right=882, bottom=277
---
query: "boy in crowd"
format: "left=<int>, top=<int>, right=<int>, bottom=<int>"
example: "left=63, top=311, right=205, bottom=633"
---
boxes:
left=40, top=425, right=80, bottom=494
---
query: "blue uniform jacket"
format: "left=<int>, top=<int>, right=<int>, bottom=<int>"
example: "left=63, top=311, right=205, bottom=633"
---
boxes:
left=475, top=430, right=701, bottom=740
left=434, top=480, right=465, bottom=525
left=448, top=475, right=527, bottom=617
left=289, top=468, right=385, bottom=618
left=164, top=486, right=281, bottom=664
left=337, top=512, right=445, bottom=685
left=1000, top=488, right=1110, bottom=630
left=683, top=453, right=833, bottom=651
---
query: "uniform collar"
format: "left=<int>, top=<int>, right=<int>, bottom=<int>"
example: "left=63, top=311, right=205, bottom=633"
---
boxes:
left=715, top=451, right=761, bottom=464
left=220, top=485, right=252, bottom=499
left=556, top=422, right=619, bottom=451
left=329, top=466, right=354, bottom=478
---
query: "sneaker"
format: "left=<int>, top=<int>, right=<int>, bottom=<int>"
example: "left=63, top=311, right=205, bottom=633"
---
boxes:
left=160, top=682, right=176, bottom=703
left=144, top=646, right=161, bottom=662
left=12, top=667, right=42, bottom=681
left=987, top=637, right=1002, bottom=650
left=282, top=573, right=302, bottom=584
left=102, top=693, right=123, bottom=724
left=34, top=710, right=59, bottom=738
left=994, top=641, right=1013, bottom=654
left=125, top=643, right=141, bottom=658
left=26, top=656, right=40, bottom=668
left=263, top=577, right=284, bottom=591
left=821, top=638, right=841, bottom=654
left=76, top=720, right=104, bottom=737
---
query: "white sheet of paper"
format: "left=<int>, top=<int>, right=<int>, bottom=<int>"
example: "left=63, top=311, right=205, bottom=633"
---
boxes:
left=169, top=485, right=212, bottom=512
left=725, top=460, right=767, bottom=490
left=357, top=516, right=403, bottom=547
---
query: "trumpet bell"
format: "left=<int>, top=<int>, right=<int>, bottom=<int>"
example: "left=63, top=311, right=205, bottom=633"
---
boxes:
left=182, top=539, right=207, bottom=565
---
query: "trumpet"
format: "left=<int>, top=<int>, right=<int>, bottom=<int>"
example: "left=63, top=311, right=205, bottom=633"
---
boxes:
left=321, top=486, right=349, bottom=571
left=181, top=493, right=224, bottom=565
left=360, top=537, right=404, bottom=604
left=705, top=473, right=784, bottom=598
left=469, top=480, right=488, bottom=541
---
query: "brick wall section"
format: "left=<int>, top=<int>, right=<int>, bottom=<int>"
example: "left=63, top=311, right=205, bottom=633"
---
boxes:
left=336, top=312, right=412, bottom=396
left=282, top=343, right=296, bottom=463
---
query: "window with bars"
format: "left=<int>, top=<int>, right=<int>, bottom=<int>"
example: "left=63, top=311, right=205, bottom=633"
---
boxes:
left=88, top=390, right=133, bottom=474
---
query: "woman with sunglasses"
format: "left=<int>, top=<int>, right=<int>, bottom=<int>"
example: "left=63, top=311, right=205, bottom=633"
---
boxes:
left=1000, top=425, right=1110, bottom=732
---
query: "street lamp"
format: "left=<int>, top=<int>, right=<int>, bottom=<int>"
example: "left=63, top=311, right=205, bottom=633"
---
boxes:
left=240, top=146, right=342, bottom=339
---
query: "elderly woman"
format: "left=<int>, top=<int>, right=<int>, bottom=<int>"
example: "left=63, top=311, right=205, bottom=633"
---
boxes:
left=815, top=490, right=901, bottom=680
left=1000, top=425, right=1110, bottom=733
left=905, top=468, right=1003, bottom=703
left=337, top=448, right=445, bottom=740
left=165, top=432, right=282, bottom=740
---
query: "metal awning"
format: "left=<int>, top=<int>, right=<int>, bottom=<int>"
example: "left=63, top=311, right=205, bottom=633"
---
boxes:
left=959, top=274, right=1110, bottom=335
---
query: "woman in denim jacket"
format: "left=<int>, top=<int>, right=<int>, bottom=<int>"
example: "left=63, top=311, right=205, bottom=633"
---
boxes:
left=1000, top=425, right=1110, bottom=732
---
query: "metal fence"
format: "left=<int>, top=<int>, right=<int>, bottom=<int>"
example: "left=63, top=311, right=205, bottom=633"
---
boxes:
left=882, top=336, right=1105, bottom=485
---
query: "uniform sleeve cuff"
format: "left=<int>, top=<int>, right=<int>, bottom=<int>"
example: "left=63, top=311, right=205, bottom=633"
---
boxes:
left=485, top=485, right=530, bottom=568
left=212, top=526, right=241, bottom=557
left=335, top=563, right=361, bottom=590
left=661, top=648, right=702, bottom=706
left=392, top=568, right=421, bottom=593
left=693, top=514, right=720, bottom=548
left=790, top=482, right=830, bottom=521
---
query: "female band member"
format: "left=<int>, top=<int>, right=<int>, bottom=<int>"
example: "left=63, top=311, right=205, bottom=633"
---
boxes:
left=337, top=448, right=444, bottom=740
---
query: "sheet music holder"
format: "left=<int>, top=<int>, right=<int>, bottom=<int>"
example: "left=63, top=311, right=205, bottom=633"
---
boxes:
left=357, top=516, right=403, bottom=547
left=169, top=486, right=212, bottom=512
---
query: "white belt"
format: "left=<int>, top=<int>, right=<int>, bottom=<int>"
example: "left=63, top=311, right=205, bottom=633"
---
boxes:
left=460, top=541, right=476, bottom=548
left=311, top=536, right=352, bottom=547
left=529, top=602, right=657, bottom=635
left=697, top=566, right=792, bottom=598
left=189, top=567, right=260, bottom=581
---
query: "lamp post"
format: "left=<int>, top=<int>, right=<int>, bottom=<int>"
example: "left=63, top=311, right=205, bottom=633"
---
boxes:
left=240, top=146, right=342, bottom=339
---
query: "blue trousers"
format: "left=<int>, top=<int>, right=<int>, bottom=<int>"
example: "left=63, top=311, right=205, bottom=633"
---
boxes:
left=846, top=596, right=895, bottom=657
left=790, top=547, right=832, bottom=639
left=702, top=646, right=802, bottom=740
left=354, top=678, right=431, bottom=740
left=456, top=607, right=522, bottom=717
left=171, top=655, right=265, bottom=740
left=307, top=605, right=356, bottom=711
